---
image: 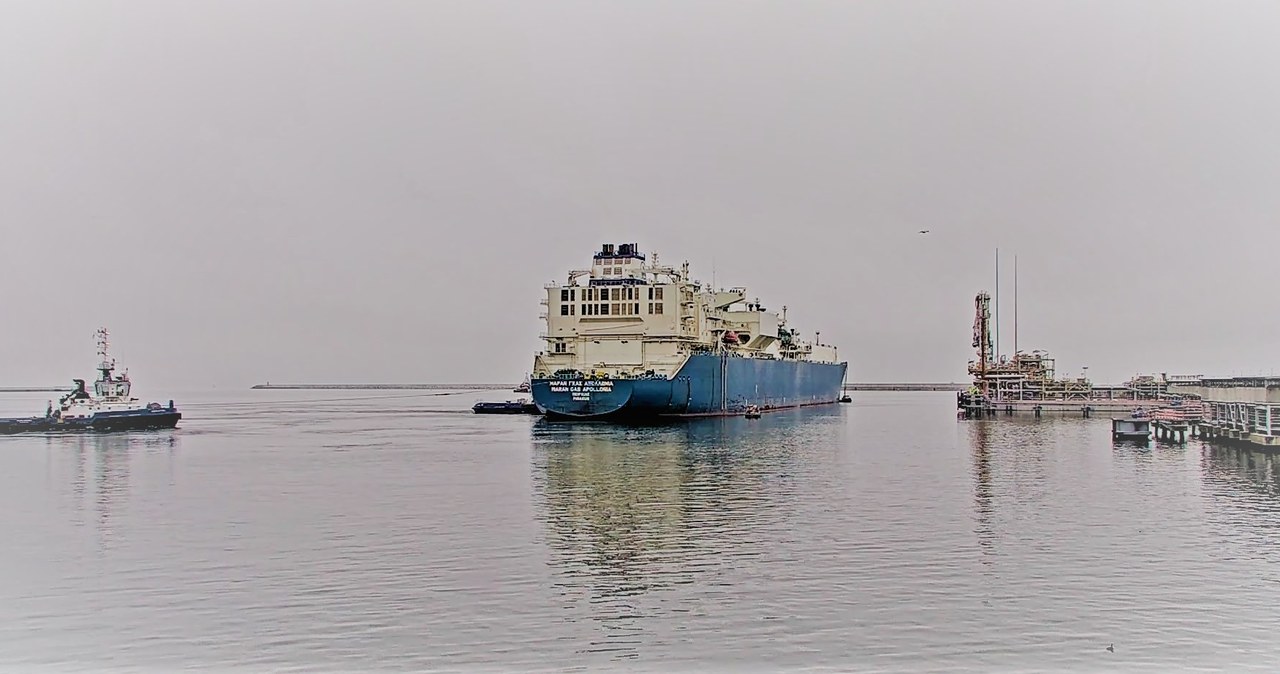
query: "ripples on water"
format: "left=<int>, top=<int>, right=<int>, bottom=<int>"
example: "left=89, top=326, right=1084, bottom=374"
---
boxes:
left=1, top=390, right=1278, bottom=672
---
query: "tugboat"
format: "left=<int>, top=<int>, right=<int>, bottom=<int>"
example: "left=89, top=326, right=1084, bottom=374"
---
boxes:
left=0, top=328, right=181, bottom=434
left=472, top=399, right=540, bottom=415
left=513, top=374, right=531, bottom=393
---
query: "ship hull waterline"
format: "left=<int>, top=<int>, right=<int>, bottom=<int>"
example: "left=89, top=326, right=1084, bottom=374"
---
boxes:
left=0, top=410, right=181, bottom=435
left=533, top=353, right=848, bottom=421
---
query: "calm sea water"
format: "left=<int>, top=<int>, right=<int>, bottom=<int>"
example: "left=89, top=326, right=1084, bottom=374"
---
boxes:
left=1, top=389, right=1278, bottom=673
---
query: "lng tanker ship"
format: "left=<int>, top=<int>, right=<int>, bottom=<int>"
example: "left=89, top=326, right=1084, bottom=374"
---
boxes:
left=530, top=243, right=848, bottom=420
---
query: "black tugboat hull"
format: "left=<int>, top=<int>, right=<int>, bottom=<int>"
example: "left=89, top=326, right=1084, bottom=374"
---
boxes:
left=0, top=410, right=182, bottom=435
left=472, top=402, right=541, bottom=415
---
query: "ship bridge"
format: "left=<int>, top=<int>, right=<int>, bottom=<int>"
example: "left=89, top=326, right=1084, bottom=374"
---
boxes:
left=588, top=243, right=650, bottom=286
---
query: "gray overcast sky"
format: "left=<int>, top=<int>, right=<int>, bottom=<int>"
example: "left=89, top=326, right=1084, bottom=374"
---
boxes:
left=3, top=0, right=1279, bottom=390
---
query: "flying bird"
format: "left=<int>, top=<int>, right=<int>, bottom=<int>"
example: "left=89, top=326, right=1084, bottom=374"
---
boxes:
left=1106, top=644, right=1114, bottom=653
left=918, top=229, right=930, bottom=234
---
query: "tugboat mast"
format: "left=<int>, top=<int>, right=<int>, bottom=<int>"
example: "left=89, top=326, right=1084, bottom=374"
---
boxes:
left=96, top=327, right=115, bottom=379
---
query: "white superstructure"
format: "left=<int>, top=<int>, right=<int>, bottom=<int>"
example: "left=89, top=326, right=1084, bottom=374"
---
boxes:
left=532, top=243, right=838, bottom=380
left=52, top=328, right=154, bottom=420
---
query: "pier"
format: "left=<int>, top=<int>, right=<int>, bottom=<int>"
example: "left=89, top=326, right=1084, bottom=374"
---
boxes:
left=1173, top=378, right=1280, bottom=449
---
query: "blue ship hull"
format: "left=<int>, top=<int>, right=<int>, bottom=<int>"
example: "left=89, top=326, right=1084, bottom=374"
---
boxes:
left=532, top=354, right=847, bottom=420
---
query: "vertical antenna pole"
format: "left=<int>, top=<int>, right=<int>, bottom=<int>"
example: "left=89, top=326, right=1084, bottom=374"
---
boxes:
left=994, top=248, right=1000, bottom=362
left=1014, top=255, right=1018, bottom=359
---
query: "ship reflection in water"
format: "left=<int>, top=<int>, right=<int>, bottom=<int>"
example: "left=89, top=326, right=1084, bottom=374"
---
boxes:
left=529, top=406, right=846, bottom=660
left=49, top=432, right=178, bottom=550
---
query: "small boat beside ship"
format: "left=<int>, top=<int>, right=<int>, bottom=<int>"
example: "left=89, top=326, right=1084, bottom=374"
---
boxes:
left=472, top=399, right=540, bottom=415
left=513, top=374, right=531, bottom=393
left=0, top=329, right=181, bottom=434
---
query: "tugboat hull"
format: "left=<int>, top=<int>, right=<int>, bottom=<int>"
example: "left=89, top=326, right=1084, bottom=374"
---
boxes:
left=0, top=409, right=181, bottom=435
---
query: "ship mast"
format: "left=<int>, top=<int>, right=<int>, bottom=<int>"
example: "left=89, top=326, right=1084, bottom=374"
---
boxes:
left=96, top=327, right=114, bottom=380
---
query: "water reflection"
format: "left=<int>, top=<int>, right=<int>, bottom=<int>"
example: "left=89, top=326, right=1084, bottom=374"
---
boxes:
left=968, top=419, right=995, bottom=566
left=47, top=432, right=178, bottom=547
left=965, top=417, right=1061, bottom=562
left=1202, top=444, right=1280, bottom=500
left=529, top=407, right=844, bottom=658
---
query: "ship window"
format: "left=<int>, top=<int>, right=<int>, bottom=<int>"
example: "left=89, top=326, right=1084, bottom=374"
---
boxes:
left=560, top=305, right=570, bottom=315
left=561, top=289, right=570, bottom=302
left=634, top=303, right=640, bottom=315
left=570, top=304, right=576, bottom=315
left=654, top=287, right=664, bottom=300
left=600, top=303, right=609, bottom=315
left=570, top=289, right=576, bottom=301
left=647, top=287, right=653, bottom=300
left=654, top=302, right=664, bottom=315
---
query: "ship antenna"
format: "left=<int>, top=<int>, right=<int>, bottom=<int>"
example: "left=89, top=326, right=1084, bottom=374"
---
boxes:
left=96, top=327, right=114, bottom=378
left=994, top=248, right=1000, bottom=363
left=1013, top=254, right=1018, bottom=358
